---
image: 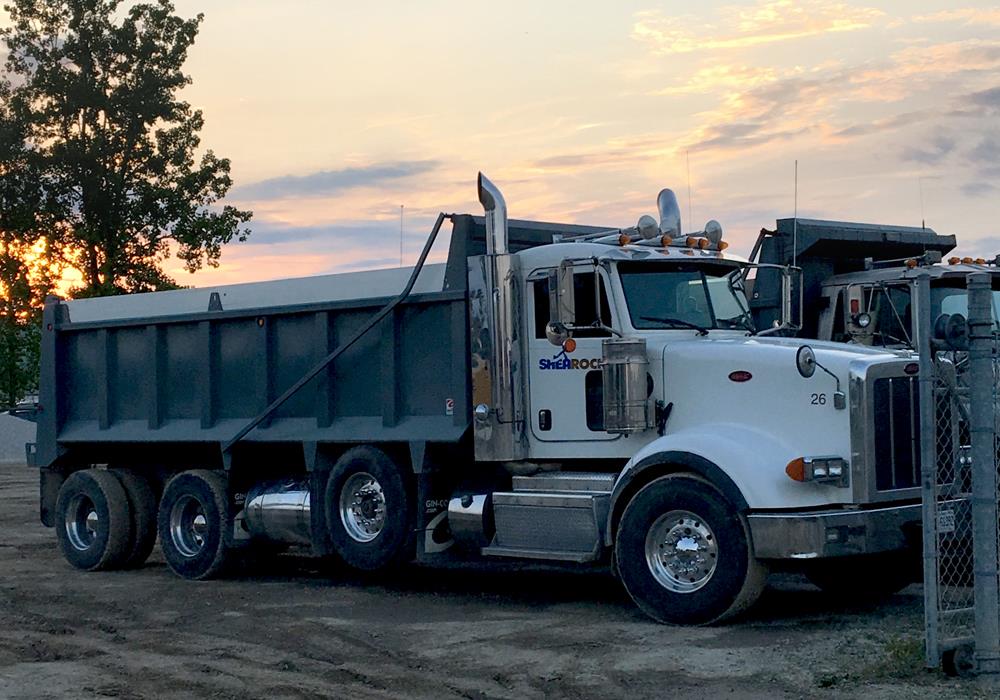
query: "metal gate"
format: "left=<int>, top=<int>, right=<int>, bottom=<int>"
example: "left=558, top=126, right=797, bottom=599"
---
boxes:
left=917, top=271, right=1000, bottom=674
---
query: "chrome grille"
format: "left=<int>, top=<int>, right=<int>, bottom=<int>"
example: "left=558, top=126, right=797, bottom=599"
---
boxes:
left=872, top=376, right=920, bottom=491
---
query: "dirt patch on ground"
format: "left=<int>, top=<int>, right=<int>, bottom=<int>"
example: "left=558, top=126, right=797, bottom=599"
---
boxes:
left=0, top=466, right=986, bottom=699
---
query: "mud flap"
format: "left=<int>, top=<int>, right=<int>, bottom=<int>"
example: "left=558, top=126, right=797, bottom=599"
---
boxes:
left=39, top=467, right=65, bottom=528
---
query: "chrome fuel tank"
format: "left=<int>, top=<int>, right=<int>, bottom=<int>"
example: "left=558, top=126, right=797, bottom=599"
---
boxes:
left=244, top=481, right=311, bottom=546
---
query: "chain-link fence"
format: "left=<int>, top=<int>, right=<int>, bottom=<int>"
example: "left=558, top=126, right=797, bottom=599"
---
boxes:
left=918, top=272, right=1000, bottom=674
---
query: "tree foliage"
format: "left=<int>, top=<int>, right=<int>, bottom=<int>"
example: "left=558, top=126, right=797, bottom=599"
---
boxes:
left=0, top=0, right=251, bottom=403
left=0, top=0, right=252, bottom=297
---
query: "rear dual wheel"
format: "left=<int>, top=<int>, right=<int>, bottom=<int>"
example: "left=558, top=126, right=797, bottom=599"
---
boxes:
left=324, top=446, right=413, bottom=571
left=55, top=470, right=133, bottom=571
left=157, top=470, right=232, bottom=580
left=110, top=468, right=159, bottom=569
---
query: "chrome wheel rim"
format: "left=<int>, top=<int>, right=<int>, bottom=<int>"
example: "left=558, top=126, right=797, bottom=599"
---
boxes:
left=339, top=472, right=386, bottom=543
left=65, top=494, right=100, bottom=551
left=645, top=510, right=718, bottom=593
left=170, top=495, right=210, bottom=558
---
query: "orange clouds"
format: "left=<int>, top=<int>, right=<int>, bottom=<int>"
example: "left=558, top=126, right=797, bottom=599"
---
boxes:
left=632, top=1, right=884, bottom=55
left=915, top=8, right=1000, bottom=27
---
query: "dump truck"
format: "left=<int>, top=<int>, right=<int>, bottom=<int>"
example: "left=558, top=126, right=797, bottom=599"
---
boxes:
left=749, top=218, right=1000, bottom=346
left=28, top=174, right=926, bottom=625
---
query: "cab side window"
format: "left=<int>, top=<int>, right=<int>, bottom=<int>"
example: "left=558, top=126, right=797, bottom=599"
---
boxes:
left=533, top=272, right=612, bottom=338
left=831, top=291, right=847, bottom=342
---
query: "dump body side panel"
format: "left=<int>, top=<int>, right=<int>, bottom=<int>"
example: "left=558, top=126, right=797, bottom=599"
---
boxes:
left=35, top=291, right=471, bottom=468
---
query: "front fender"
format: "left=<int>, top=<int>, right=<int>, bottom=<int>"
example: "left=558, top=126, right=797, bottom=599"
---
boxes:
left=605, top=424, right=852, bottom=545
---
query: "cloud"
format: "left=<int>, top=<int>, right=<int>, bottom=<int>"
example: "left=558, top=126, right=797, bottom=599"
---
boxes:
left=900, top=134, right=957, bottom=164
left=638, top=36, right=1000, bottom=164
left=915, top=9, right=1000, bottom=27
left=632, top=1, right=884, bottom=55
left=967, top=85, right=1000, bottom=109
left=233, top=160, right=441, bottom=201
left=650, top=65, right=781, bottom=96
left=961, top=182, right=996, bottom=198
left=832, top=110, right=939, bottom=138
left=968, top=135, right=1000, bottom=163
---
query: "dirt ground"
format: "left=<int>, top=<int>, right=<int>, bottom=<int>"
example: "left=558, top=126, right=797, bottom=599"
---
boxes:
left=0, top=466, right=988, bottom=700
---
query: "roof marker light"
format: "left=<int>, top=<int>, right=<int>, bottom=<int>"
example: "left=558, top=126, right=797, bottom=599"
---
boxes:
left=949, top=257, right=961, bottom=265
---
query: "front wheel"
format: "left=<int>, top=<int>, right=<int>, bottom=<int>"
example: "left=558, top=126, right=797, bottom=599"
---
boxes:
left=615, top=475, right=766, bottom=625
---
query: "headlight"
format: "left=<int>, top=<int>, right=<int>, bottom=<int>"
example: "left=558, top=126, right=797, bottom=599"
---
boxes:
left=785, top=456, right=850, bottom=487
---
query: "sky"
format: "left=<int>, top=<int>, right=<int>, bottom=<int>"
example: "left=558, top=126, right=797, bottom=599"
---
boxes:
left=20, top=1, right=1000, bottom=284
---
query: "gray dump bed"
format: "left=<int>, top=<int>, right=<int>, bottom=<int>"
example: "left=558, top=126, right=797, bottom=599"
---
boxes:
left=34, top=261, right=470, bottom=469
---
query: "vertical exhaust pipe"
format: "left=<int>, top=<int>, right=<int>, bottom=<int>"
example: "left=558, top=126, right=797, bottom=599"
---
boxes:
left=477, top=172, right=509, bottom=256
left=474, top=173, right=525, bottom=461
left=656, top=188, right=682, bottom=238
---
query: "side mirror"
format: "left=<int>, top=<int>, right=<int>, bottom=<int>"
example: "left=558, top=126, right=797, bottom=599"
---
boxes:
left=796, top=345, right=816, bottom=378
left=545, top=321, right=571, bottom=346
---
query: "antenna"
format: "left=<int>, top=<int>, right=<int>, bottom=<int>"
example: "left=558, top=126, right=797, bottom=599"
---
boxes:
left=793, top=160, right=798, bottom=268
left=399, top=204, right=404, bottom=267
left=686, top=149, right=693, bottom=227
left=918, top=177, right=926, bottom=229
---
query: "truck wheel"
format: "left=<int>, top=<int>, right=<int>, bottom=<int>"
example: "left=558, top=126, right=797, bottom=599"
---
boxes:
left=110, top=469, right=159, bottom=569
left=615, top=475, right=766, bottom=625
left=324, top=446, right=412, bottom=571
left=805, top=552, right=916, bottom=597
left=55, top=469, right=133, bottom=571
left=158, top=470, right=231, bottom=580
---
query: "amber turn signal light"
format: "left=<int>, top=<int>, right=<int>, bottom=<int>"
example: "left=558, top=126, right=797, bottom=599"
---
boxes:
left=786, top=457, right=806, bottom=482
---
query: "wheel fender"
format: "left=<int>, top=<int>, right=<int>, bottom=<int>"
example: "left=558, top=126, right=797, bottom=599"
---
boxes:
left=606, top=424, right=823, bottom=546
left=606, top=450, right=746, bottom=547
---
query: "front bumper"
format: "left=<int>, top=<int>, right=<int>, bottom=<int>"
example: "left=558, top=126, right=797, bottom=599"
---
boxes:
left=747, top=502, right=921, bottom=559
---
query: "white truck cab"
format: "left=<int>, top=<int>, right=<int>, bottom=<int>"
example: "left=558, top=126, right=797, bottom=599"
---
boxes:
left=464, top=177, right=924, bottom=623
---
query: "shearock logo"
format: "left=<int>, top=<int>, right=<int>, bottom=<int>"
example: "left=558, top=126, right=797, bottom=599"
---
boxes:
left=538, top=348, right=601, bottom=371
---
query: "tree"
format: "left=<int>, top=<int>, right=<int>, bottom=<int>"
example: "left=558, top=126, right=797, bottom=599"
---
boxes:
left=0, top=74, right=58, bottom=406
left=0, top=0, right=252, bottom=297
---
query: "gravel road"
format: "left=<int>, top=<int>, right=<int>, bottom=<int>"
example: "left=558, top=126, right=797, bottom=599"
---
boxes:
left=0, top=466, right=984, bottom=699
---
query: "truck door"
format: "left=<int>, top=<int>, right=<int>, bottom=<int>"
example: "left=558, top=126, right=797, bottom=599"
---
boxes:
left=526, top=269, right=618, bottom=442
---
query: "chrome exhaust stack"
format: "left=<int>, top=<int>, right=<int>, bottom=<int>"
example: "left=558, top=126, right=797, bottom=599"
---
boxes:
left=478, top=172, right=509, bottom=256
left=473, top=173, right=526, bottom=462
left=656, top=188, right=682, bottom=239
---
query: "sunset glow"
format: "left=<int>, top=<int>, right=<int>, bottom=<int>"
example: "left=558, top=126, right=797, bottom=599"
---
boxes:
left=11, top=1, right=1000, bottom=288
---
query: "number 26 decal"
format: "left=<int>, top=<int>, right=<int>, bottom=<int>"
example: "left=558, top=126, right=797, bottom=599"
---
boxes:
left=810, top=393, right=827, bottom=405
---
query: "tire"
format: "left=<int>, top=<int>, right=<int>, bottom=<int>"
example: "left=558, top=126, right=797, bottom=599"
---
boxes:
left=324, top=446, right=412, bottom=571
left=110, top=469, right=158, bottom=569
left=55, top=469, right=133, bottom=571
left=805, top=552, right=917, bottom=598
left=615, top=475, right=767, bottom=625
left=157, top=470, right=231, bottom=580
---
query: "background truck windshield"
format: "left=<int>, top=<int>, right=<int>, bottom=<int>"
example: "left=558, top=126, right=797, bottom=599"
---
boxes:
left=933, top=284, right=1000, bottom=328
left=619, top=263, right=754, bottom=331
left=854, top=280, right=1000, bottom=347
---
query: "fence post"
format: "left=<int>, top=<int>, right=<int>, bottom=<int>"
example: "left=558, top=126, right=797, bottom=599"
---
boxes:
left=915, top=271, right=939, bottom=668
left=967, top=271, right=1000, bottom=674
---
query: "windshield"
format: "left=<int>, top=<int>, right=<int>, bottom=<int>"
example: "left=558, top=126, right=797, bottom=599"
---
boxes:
left=933, top=284, right=1000, bottom=328
left=618, top=262, right=755, bottom=332
left=847, top=280, right=1000, bottom=347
